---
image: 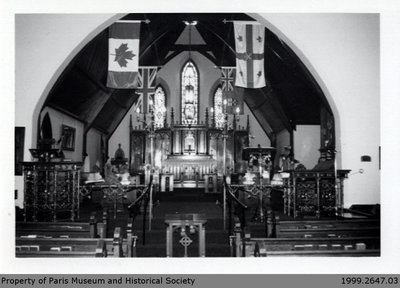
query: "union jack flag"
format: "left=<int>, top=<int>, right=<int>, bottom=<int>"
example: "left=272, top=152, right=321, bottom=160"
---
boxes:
left=220, top=67, right=244, bottom=114
left=132, top=66, right=158, bottom=114
left=220, top=67, right=235, bottom=92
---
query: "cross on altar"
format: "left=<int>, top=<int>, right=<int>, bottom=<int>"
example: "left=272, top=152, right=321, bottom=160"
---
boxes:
left=184, top=145, right=195, bottom=155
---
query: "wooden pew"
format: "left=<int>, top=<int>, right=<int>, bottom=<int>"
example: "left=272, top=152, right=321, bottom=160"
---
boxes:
left=96, top=210, right=108, bottom=238
left=230, top=218, right=380, bottom=257
left=126, top=218, right=137, bottom=257
left=16, top=213, right=97, bottom=238
left=276, top=218, right=380, bottom=231
left=16, top=228, right=123, bottom=257
left=275, top=218, right=380, bottom=238
left=233, top=235, right=380, bottom=257
left=254, top=249, right=380, bottom=257
left=16, top=239, right=107, bottom=257
left=16, top=212, right=108, bottom=239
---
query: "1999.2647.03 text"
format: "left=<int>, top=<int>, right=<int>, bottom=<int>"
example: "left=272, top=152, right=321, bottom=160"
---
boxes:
left=341, top=277, right=398, bottom=285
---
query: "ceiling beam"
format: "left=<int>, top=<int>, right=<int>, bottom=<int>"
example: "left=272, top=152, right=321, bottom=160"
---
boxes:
left=46, top=103, right=86, bottom=124
left=75, top=64, right=111, bottom=94
left=260, top=84, right=294, bottom=132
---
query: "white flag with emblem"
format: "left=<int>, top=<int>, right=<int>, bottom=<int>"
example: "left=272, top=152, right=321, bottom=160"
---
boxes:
left=234, top=21, right=266, bottom=88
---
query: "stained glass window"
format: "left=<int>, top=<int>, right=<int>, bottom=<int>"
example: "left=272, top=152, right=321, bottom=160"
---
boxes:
left=181, top=61, right=198, bottom=124
left=154, top=86, right=166, bottom=128
left=214, top=86, right=224, bottom=128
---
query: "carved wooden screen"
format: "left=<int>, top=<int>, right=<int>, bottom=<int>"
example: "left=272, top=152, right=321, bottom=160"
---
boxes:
left=154, top=132, right=170, bottom=170
left=234, top=131, right=249, bottom=173
left=130, top=131, right=146, bottom=173
left=320, top=106, right=335, bottom=149
left=154, top=86, right=166, bottom=128
left=213, top=86, right=224, bottom=128
left=226, top=133, right=235, bottom=173
left=15, top=127, right=25, bottom=175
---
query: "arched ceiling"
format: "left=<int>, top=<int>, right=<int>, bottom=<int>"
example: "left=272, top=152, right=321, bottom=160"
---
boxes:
left=44, top=13, right=332, bottom=138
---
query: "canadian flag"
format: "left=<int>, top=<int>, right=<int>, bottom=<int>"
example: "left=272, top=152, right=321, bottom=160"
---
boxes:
left=107, top=21, right=141, bottom=89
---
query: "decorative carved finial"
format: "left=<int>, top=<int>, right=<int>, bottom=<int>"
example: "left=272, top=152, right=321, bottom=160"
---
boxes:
left=170, top=107, right=175, bottom=128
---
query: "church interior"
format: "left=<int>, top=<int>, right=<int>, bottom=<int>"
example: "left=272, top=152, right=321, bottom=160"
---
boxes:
left=13, top=13, right=381, bottom=258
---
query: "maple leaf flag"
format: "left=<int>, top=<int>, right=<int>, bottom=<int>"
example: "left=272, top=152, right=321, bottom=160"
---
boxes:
left=234, top=21, right=266, bottom=88
left=107, top=21, right=141, bottom=89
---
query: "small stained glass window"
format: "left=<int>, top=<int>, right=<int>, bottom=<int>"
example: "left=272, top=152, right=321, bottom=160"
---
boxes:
left=154, top=86, right=166, bottom=128
left=214, top=86, right=224, bottom=128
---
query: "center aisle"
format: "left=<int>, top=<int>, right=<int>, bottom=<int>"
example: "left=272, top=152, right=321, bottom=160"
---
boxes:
left=134, top=188, right=231, bottom=257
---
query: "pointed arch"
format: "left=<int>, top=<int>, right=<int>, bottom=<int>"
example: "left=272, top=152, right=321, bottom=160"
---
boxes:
left=213, top=86, right=225, bottom=128
left=181, top=60, right=199, bottom=124
left=153, top=85, right=167, bottom=128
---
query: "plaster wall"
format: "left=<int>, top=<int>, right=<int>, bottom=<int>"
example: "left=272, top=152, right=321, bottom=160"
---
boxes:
left=255, top=13, right=380, bottom=206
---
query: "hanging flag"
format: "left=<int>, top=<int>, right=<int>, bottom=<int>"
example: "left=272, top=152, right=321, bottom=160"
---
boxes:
left=132, top=67, right=158, bottom=114
left=221, top=67, right=244, bottom=115
left=221, top=66, right=235, bottom=92
left=234, top=21, right=266, bottom=89
left=107, top=21, right=141, bottom=89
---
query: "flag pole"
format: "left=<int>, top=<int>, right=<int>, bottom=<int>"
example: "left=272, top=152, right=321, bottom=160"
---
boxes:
left=116, top=19, right=151, bottom=24
left=222, top=19, right=259, bottom=24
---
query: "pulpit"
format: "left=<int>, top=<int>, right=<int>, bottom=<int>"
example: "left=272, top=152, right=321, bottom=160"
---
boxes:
left=239, top=146, right=276, bottom=223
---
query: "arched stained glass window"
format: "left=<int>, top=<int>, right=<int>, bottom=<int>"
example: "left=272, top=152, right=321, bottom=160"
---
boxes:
left=214, top=86, right=224, bottom=128
left=154, top=86, right=166, bottom=128
left=181, top=61, right=198, bottom=124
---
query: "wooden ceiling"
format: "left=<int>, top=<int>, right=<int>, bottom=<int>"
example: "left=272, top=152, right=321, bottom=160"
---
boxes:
left=44, top=13, right=332, bottom=139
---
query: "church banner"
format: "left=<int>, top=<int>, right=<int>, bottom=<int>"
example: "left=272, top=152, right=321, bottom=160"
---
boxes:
left=132, top=67, right=158, bottom=114
left=107, top=21, right=141, bottom=89
left=221, top=67, right=244, bottom=115
left=234, top=21, right=266, bottom=89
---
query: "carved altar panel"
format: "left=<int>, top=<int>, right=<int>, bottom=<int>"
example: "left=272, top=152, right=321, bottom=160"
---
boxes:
left=173, top=131, right=182, bottom=154
left=154, top=133, right=170, bottom=169
left=283, top=170, right=350, bottom=218
left=198, top=130, right=207, bottom=154
left=130, top=131, right=146, bottom=173
left=320, top=106, right=335, bottom=149
left=23, top=162, right=81, bottom=222
left=234, top=131, right=249, bottom=173
left=226, top=133, right=235, bottom=173
left=209, top=133, right=218, bottom=158
left=215, top=135, right=224, bottom=174
left=163, top=155, right=217, bottom=182
left=183, top=130, right=196, bottom=155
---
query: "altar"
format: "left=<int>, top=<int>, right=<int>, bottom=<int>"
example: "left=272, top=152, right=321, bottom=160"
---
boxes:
left=163, top=154, right=217, bottom=185
left=129, top=108, right=250, bottom=189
